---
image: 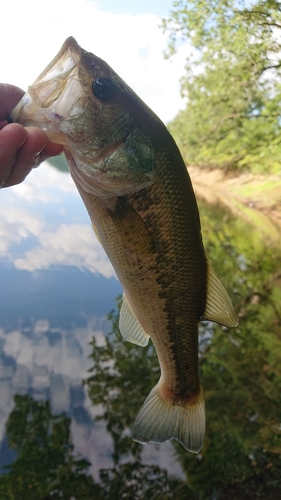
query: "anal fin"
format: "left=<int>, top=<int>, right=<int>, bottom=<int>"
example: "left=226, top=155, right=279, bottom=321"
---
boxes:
left=203, top=261, right=239, bottom=328
left=119, top=294, right=150, bottom=347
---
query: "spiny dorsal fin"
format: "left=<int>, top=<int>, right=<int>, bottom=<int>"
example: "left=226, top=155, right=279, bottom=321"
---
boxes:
left=119, top=294, right=150, bottom=347
left=203, top=261, right=239, bottom=328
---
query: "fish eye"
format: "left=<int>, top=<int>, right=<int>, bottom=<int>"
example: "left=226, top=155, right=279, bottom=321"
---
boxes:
left=92, top=77, right=115, bottom=101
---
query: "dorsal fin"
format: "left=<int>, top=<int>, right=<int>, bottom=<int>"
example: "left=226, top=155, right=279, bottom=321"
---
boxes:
left=203, top=261, right=239, bottom=328
left=119, top=294, right=150, bottom=347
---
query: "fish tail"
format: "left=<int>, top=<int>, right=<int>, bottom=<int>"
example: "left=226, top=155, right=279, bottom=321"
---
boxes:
left=132, top=383, right=205, bottom=453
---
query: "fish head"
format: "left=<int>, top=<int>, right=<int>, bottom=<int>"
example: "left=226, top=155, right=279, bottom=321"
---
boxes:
left=10, top=37, right=156, bottom=198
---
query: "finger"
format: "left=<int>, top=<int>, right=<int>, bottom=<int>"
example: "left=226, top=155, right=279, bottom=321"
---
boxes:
left=38, top=141, right=64, bottom=165
left=2, top=127, right=64, bottom=187
left=0, top=123, right=27, bottom=186
left=0, top=84, right=24, bottom=121
left=2, top=126, right=48, bottom=187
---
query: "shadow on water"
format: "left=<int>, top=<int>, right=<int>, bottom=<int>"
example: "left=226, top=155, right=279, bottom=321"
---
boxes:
left=1, top=201, right=281, bottom=499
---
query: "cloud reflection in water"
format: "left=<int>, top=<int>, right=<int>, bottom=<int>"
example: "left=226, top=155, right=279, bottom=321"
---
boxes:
left=0, top=162, right=115, bottom=278
left=0, top=162, right=182, bottom=479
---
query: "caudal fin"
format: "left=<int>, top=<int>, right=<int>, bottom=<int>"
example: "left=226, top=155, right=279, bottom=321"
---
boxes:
left=132, top=383, right=205, bottom=453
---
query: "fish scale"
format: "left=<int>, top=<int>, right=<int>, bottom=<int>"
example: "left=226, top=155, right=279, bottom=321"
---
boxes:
left=10, top=36, right=239, bottom=453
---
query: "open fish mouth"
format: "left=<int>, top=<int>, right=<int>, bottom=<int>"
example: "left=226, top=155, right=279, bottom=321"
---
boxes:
left=8, top=40, right=85, bottom=145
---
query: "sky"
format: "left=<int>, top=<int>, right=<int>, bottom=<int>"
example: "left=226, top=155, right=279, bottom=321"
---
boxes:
left=1, top=0, right=189, bottom=123
left=95, top=0, right=175, bottom=16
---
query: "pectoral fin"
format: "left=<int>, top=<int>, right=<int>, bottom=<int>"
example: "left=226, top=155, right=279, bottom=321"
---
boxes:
left=119, top=294, right=150, bottom=347
left=203, top=261, right=239, bottom=328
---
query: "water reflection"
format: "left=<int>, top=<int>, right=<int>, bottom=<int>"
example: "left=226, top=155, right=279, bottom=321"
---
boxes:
left=0, top=165, right=115, bottom=278
left=0, top=162, right=182, bottom=494
left=0, top=162, right=281, bottom=498
left=0, top=393, right=187, bottom=499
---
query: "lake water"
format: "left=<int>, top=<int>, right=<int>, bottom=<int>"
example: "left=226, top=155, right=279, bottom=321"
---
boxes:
left=0, top=162, right=280, bottom=499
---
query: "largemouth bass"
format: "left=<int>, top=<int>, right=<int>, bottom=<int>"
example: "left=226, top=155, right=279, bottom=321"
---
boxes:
left=9, top=37, right=238, bottom=453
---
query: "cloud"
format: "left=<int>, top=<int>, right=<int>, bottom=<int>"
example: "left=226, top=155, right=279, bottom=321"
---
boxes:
left=1, top=164, right=115, bottom=278
left=9, top=163, right=77, bottom=203
left=3, top=0, right=189, bottom=122
left=1, top=318, right=106, bottom=392
left=0, top=207, right=44, bottom=254
left=13, top=222, right=115, bottom=278
left=0, top=312, right=184, bottom=478
left=0, top=318, right=107, bottom=440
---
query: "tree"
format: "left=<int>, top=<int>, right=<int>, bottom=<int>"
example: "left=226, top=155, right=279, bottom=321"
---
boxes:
left=162, top=0, right=281, bottom=172
left=0, top=395, right=100, bottom=500
left=0, top=394, right=190, bottom=500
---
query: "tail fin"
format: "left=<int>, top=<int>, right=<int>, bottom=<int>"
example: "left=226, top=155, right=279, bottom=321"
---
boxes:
left=132, top=383, right=205, bottom=453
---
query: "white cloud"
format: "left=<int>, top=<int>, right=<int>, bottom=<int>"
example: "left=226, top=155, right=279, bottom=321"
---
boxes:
left=1, top=319, right=110, bottom=386
left=14, top=222, right=115, bottom=278
left=0, top=208, right=44, bottom=242
left=0, top=203, right=45, bottom=254
left=9, top=162, right=77, bottom=203
left=1, top=164, right=115, bottom=278
left=0, top=316, right=184, bottom=477
left=2, top=0, right=188, bottom=122
left=0, top=319, right=103, bottom=442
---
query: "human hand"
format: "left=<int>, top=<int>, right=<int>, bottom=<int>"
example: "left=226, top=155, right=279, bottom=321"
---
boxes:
left=0, top=84, right=63, bottom=188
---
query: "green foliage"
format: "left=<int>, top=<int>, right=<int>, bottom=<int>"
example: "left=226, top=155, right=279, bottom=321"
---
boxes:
left=0, top=394, right=189, bottom=499
left=176, top=202, right=281, bottom=498
left=0, top=395, right=99, bottom=500
left=163, top=0, right=281, bottom=172
left=97, top=462, right=191, bottom=500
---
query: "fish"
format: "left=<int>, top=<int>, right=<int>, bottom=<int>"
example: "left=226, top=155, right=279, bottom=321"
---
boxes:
left=9, top=37, right=239, bottom=453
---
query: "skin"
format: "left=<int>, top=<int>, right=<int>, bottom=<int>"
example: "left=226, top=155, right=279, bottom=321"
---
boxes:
left=0, top=84, right=63, bottom=187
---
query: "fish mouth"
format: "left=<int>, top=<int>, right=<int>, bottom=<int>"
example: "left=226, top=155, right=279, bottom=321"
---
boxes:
left=8, top=93, right=69, bottom=145
left=8, top=38, right=84, bottom=145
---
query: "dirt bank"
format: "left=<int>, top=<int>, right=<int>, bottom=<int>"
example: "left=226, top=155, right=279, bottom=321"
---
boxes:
left=188, top=166, right=281, bottom=243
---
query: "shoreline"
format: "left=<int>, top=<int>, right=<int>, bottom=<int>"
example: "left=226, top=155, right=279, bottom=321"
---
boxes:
left=188, top=165, right=281, bottom=243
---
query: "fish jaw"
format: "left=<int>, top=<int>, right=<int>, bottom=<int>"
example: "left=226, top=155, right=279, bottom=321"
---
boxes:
left=9, top=38, right=83, bottom=143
